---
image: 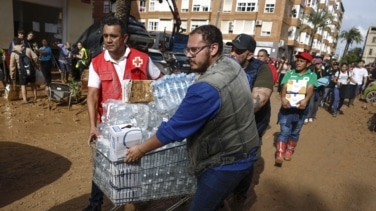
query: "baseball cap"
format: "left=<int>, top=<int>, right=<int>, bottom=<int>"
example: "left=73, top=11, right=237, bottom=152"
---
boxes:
left=295, top=52, right=313, bottom=63
left=314, top=58, right=323, bottom=64
left=226, top=34, right=256, bottom=52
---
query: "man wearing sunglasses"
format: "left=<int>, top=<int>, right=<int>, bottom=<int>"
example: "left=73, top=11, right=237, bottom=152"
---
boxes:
left=226, top=35, right=273, bottom=143
left=125, top=25, right=260, bottom=210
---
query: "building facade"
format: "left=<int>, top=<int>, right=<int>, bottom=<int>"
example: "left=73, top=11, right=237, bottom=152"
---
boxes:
left=93, top=0, right=344, bottom=60
left=362, top=26, right=376, bottom=65
left=0, top=0, right=93, bottom=52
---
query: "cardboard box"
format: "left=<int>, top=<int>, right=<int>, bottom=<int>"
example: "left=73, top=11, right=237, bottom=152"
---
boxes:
left=286, top=79, right=307, bottom=94
left=122, top=80, right=154, bottom=103
left=109, top=124, right=142, bottom=161
left=286, top=93, right=305, bottom=107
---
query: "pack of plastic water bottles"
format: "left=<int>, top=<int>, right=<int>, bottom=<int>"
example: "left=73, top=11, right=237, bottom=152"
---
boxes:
left=92, top=73, right=197, bottom=205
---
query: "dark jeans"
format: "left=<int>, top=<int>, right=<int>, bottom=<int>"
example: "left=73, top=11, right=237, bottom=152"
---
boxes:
left=40, top=60, right=52, bottom=85
left=89, top=181, right=103, bottom=207
left=189, top=166, right=254, bottom=211
left=307, top=92, right=321, bottom=119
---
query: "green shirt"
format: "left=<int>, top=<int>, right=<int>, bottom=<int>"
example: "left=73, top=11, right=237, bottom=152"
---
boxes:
left=281, top=69, right=318, bottom=88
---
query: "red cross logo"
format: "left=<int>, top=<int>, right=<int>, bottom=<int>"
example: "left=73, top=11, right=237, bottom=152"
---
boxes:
left=132, top=57, right=143, bottom=67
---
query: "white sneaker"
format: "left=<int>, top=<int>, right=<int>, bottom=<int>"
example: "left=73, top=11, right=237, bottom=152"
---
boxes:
left=304, top=119, right=308, bottom=124
left=308, top=118, right=313, bottom=122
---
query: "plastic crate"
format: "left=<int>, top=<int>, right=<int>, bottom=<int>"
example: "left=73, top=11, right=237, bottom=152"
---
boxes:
left=91, top=141, right=196, bottom=206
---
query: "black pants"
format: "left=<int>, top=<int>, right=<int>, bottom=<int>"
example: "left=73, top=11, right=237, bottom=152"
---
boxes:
left=73, top=62, right=87, bottom=81
left=89, top=181, right=103, bottom=207
left=40, top=60, right=52, bottom=86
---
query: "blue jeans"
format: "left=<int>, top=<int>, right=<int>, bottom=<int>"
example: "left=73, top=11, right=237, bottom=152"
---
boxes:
left=189, top=166, right=254, bottom=211
left=332, top=87, right=345, bottom=113
left=322, top=87, right=333, bottom=105
left=277, top=113, right=306, bottom=142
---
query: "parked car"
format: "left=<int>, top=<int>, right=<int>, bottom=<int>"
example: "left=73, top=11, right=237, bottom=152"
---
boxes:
left=148, top=48, right=171, bottom=75
left=166, top=52, right=191, bottom=73
left=361, top=79, right=376, bottom=103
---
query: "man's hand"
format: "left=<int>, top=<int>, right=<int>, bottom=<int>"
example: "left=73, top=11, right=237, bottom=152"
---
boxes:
left=124, top=145, right=145, bottom=163
left=281, top=97, right=290, bottom=109
left=87, top=126, right=98, bottom=145
left=296, top=99, right=308, bottom=110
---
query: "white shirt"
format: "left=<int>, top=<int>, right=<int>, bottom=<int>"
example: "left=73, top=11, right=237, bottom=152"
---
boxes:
left=88, top=47, right=161, bottom=88
left=335, top=70, right=353, bottom=87
left=351, top=67, right=368, bottom=84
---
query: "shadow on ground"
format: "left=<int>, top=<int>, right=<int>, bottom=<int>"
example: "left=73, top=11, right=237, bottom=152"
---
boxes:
left=0, top=141, right=71, bottom=208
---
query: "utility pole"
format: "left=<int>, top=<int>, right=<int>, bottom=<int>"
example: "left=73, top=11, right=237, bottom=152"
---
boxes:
left=215, top=0, right=223, bottom=27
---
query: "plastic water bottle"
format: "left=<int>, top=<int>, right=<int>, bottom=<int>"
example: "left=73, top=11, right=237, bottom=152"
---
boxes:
left=163, top=76, right=179, bottom=109
left=151, top=80, right=169, bottom=113
left=171, top=74, right=184, bottom=103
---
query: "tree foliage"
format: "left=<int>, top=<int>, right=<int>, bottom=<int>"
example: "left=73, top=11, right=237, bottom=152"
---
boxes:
left=339, top=47, right=362, bottom=65
left=300, top=9, right=333, bottom=52
left=339, top=27, right=363, bottom=58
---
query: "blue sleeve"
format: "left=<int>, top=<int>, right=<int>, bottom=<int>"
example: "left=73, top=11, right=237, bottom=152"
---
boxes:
left=156, top=82, right=220, bottom=145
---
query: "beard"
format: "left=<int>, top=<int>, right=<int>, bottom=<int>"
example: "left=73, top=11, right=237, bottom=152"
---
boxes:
left=190, top=56, right=211, bottom=73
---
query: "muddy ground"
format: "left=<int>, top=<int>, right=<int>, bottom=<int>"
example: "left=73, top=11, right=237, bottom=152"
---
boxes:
left=1, top=71, right=375, bottom=211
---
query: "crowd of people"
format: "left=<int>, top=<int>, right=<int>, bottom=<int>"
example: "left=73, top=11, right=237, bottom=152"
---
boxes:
left=2, top=17, right=375, bottom=211
left=0, top=29, right=89, bottom=103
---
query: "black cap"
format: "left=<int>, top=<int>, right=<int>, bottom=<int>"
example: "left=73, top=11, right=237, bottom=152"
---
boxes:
left=226, top=34, right=256, bottom=52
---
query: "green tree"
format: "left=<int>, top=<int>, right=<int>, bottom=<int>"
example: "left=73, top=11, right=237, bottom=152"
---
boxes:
left=339, top=47, right=362, bottom=65
left=339, top=27, right=363, bottom=58
left=300, top=9, right=333, bottom=52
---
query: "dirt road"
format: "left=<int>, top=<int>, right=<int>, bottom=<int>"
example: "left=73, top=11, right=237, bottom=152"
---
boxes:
left=0, top=83, right=375, bottom=211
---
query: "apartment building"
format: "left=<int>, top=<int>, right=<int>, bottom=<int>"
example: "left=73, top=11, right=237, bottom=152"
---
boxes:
left=362, top=26, right=376, bottom=64
left=94, top=0, right=344, bottom=60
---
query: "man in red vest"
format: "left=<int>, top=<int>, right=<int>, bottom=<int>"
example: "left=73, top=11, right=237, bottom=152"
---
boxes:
left=83, top=16, right=161, bottom=211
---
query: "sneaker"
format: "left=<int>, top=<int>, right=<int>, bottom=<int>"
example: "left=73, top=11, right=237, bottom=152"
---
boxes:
left=308, top=118, right=313, bottom=122
left=304, top=119, right=308, bottom=124
left=332, top=112, right=337, bottom=117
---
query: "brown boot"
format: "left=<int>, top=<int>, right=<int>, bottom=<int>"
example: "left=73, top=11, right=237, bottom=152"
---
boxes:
left=275, top=142, right=286, bottom=165
left=284, top=140, right=297, bottom=161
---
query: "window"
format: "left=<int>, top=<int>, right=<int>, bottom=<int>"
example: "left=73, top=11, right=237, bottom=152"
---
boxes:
left=236, top=0, right=257, bottom=12
left=193, top=5, right=200, bottom=11
left=148, top=20, right=159, bottom=31
left=192, top=0, right=211, bottom=12
left=221, top=20, right=233, bottom=33
left=181, top=20, right=188, bottom=32
left=264, top=0, right=275, bottom=13
left=260, top=21, right=272, bottom=36
left=149, top=0, right=170, bottom=12
left=233, top=20, right=253, bottom=34
left=190, top=20, right=209, bottom=31
left=181, top=0, right=189, bottom=12
left=103, top=0, right=111, bottom=13
left=139, top=1, right=146, bottom=12
left=373, top=36, right=376, bottom=43
left=149, top=1, right=156, bottom=11
left=223, top=0, right=233, bottom=12
left=159, top=19, right=173, bottom=32
left=369, top=48, right=373, bottom=56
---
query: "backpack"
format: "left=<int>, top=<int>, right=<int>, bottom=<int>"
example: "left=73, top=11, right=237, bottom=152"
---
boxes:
left=13, top=49, right=35, bottom=84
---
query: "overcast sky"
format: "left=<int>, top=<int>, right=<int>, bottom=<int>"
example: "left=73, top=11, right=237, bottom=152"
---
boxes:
left=335, top=0, right=376, bottom=56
